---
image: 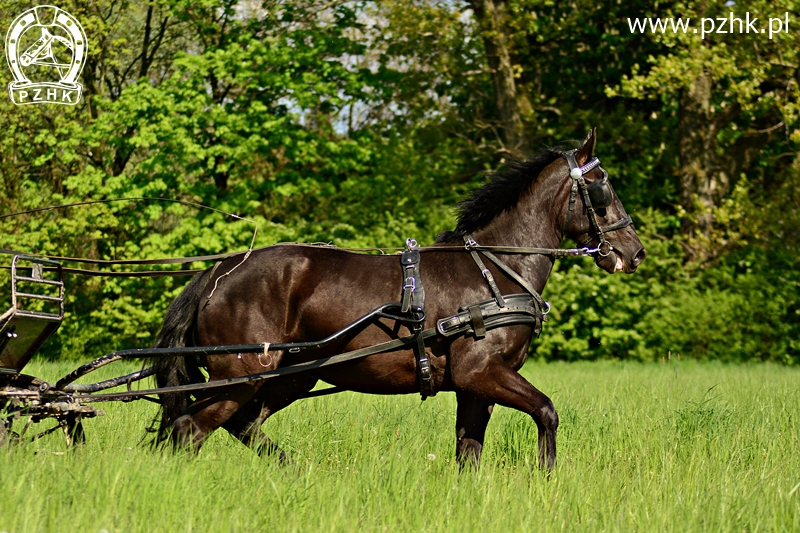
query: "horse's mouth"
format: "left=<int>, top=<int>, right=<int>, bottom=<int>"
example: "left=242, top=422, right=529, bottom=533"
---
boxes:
left=615, top=255, right=624, bottom=273
left=597, top=248, right=645, bottom=274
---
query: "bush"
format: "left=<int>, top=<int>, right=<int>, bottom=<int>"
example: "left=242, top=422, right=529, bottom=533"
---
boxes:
left=537, top=210, right=800, bottom=364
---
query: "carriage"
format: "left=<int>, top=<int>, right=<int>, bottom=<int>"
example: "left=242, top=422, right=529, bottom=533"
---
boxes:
left=0, top=131, right=645, bottom=469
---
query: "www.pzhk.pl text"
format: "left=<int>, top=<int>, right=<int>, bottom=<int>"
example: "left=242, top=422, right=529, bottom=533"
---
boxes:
left=628, top=12, right=790, bottom=40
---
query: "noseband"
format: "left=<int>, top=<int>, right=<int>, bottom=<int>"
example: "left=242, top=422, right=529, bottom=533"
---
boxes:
left=563, top=150, right=633, bottom=257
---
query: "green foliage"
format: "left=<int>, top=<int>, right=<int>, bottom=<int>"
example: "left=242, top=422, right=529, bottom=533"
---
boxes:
left=0, top=0, right=798, bottom=363
left=539, top=210, right=800, bottom=363
left=0, top=0, right=462, bottom=360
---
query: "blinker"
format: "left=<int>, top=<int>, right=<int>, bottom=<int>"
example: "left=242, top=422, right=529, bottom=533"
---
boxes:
left=586, top=170, right=613, bottom=214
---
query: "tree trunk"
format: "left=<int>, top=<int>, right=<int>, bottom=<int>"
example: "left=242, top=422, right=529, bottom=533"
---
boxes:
left=679, top=72, right=720, bottom=244
left=469, top=0, right=531, bottom=155
left=678, top=72, right=770, bottom=261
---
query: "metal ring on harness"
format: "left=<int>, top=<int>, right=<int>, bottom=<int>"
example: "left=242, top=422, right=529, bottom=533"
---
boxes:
left=258, top=342, right=272, bottom=368
left=596, top=241, right=614, bottom=257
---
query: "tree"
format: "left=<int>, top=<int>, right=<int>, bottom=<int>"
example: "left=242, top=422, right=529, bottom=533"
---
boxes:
left=615, top=0, right=799, bottom=262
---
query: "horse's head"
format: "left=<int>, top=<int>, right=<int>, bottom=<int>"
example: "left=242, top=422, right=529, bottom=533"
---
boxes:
left=561, top=129, right=646, bottom=273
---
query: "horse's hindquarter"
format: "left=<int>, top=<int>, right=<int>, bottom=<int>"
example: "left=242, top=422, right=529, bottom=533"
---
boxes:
left=196, top=245, right=536, bottom=394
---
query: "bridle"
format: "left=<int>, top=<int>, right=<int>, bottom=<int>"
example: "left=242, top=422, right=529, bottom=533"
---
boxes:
left=563, top=150, right=633, bottom=258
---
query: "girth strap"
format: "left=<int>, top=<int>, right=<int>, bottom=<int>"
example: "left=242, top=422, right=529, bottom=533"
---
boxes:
left=413, top=319, right=434, bottom=398
left=400, top=238, right=435, bottom=399
left=400, top=239, right=424, bottom=314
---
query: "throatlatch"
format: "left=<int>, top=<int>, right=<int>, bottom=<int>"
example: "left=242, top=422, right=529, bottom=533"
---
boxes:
left=399, top=239, right=435, bottom=399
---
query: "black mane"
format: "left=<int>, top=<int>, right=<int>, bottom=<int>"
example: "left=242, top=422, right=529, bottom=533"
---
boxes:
left=437, top=147, right=568, bottom=243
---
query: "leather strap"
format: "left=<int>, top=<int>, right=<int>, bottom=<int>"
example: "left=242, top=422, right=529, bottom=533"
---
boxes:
left=600, top=215, right=633, bottom=233
left=463, top=235, right=547, bottom=310
left=0, top=247, right=240, bottom=265
left=463, top=236, right=506, bottom=307
left=467, top=305, right=486, bottom=339
left=413, top=320, right=435, bottom=398
left=436, top=294, right=544, bottom=339
left=478, top=249, right=548, bottom=313
left=565, top=179, right=579, bottom=236
left=400, top=239, right=424, bottom=314
left=400, top=238, right=434, bottom=398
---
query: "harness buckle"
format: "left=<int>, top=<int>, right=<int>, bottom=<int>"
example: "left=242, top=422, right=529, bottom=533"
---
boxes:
left=437, top=314, right=463, bottom=336
left=464, top=236, right=478, bottom=250
left=403, top=276, right=416, bottom=291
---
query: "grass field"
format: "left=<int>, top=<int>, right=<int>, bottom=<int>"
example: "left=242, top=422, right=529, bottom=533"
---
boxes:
left=0, top=359, right=798, bottom=532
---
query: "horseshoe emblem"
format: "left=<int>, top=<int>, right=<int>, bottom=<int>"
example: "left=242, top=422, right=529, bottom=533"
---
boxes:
left=5, top=5, right=87, bottom=105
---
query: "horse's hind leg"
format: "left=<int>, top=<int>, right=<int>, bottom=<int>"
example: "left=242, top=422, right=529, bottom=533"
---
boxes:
left=222, top=409, right=289, bottom=462
left=171, top=384, right=258, bottom=451
left=458, top=363, right=558, bottom=470
left=455, top=391, right=494, bottom=468
left=222, top=373, right=318, bottom=463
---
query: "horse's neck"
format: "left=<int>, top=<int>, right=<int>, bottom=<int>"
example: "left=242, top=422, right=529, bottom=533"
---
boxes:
left=470, top=173, right=565, bottom=294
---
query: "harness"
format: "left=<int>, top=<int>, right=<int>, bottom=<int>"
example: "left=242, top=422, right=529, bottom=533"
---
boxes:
left=399, top=239, right=433, bottom=397
left=400, top=151, right=633, bottom=399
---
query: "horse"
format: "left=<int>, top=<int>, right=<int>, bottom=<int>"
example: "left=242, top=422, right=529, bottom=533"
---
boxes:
left=151, top=129, right=646, bottom=470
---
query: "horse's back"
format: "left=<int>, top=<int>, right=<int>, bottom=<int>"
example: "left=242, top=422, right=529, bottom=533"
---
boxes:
left=196, top=245, right=402, bottom=345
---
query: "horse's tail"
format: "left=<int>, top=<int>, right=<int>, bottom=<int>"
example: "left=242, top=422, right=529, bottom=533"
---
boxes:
left=150, top=269, right=212, bottom=445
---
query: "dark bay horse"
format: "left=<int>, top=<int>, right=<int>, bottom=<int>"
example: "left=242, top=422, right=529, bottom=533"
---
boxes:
left=151, top=129, right=646, bottom=469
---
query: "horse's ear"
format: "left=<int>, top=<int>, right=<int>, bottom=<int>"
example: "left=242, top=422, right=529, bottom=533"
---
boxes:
left=576, top=128, right=597, bottom=165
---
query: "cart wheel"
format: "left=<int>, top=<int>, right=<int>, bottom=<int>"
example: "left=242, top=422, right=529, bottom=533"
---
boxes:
left=63, top=414, right=85, bottom=447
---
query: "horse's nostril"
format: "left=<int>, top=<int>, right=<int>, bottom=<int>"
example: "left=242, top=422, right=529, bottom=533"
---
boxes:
left=633, top=248, right=646, bottom=266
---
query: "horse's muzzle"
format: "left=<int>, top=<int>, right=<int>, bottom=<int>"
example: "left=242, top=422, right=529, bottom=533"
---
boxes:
left=622, top=247, right=647, bottom=273
left=597, top=246, right=646, bottom=274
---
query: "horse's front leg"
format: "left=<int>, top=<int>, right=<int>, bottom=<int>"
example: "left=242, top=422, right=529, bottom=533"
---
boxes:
left=455, top=391, right=495, bottom=468
left=452, top=345, right=559, bottom=470
left=494, top=365, right=558, bottom=470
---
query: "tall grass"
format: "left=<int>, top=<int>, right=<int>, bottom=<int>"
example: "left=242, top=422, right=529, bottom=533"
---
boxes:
left=0, top=360, right=798, bottom=532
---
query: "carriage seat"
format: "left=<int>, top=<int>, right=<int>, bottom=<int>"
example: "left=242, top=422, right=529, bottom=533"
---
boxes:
left=0, top=256, right=64, bottom=374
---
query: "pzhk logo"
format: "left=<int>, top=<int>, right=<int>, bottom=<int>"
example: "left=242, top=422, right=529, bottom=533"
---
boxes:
left=5, top=6, right=87, bottom=106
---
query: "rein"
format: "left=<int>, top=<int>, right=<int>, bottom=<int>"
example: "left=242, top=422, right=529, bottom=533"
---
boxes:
left=0, top=197, right=257, bottom=277
left=0, top=152, right=633, bottom=275
left=0, top=241, right=611, bottom=278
